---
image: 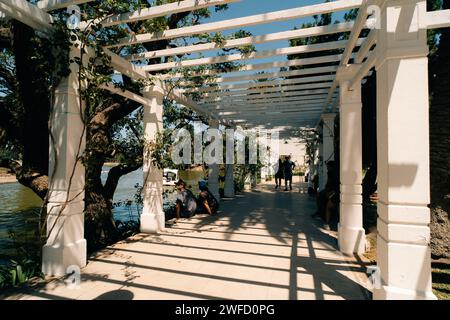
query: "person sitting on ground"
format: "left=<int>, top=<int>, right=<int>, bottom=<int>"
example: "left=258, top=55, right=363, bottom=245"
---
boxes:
left=196, top=180, right=219, bottom=215
left=283, top=155, right=296, bottom=191
left=175, top=179, right=197, bottom=219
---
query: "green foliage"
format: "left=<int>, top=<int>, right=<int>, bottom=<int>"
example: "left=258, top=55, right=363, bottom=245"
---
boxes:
left=0, top=258, right=43, bottom=289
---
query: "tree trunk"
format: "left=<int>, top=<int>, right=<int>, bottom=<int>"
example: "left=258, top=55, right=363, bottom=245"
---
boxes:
left=12, top=21, right=50, bottom=179
left=84, top=118, right=118, bottom=252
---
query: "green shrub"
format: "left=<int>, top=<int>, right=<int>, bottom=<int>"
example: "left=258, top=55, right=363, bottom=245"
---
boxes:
left=0, top=258, right=43, bottom=289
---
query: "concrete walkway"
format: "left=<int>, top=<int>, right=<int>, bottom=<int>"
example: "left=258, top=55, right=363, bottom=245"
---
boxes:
left=4, top=181, right=371, bottom=300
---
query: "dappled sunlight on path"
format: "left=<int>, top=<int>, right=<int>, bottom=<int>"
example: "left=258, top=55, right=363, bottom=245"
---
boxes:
left=3, top=181, right=371, bottom=300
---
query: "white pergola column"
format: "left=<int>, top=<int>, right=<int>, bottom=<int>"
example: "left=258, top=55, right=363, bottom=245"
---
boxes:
left=141, top=86, right=165, bottom=233
left=373, top=0, right=436, bottom=300
left=251, top=171, right=257, bottom=189
left=260, top=165, right=268, bottom=181
left=337, top=65, right=366, bottom=254
left=42, top=46, right=86, bottom=277
left=208, top=119, right=221, bottom=200
left=321, top=113, right=336, bottom=189
left=224, top=164, right=235, bottom=198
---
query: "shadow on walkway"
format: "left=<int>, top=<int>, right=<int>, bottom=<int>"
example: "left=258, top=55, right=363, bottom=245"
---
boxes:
left=2, top=181, right=371, bottom=300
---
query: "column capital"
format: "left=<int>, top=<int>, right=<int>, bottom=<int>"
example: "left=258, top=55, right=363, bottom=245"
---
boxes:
left=336, top=64, right=363, bottom=84
left=142, top=85, right=165, bottom=98
left=375, top=0, right=429, bottom=70
left=321, top=113, right=337, bottom=122
left=209, top=119, right=220, bottom=128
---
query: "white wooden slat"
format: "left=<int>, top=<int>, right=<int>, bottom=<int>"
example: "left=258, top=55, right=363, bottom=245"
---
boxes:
left=80, top=0, right=241, bottom=30
left=103, top=48, right=212, bottom=118
left=177, top=66, right=339, bottom=86
left=202, top=98, right=328, bottom=110
left=203, top=95, right=336, bottom=108
left=181, top=75, right=335, bottom=93
left=100, top=83, right=152, bottom=107
left=37, top=0, right=93, bottom=11
left=350, top=51, right=377, bottom=90
left=158, top=52, right=355, bottom=79
left=201, top=89, right=331, bottom=103
left=321, top=0, right=371, bottom=116
left=2, top=0, right=53, bottom=32
left=109, top=0, right=363, bottom=47
left=201, top=82, right=333, bottom=98
left=355, top=30, right=377, bottom=64
left=142, top=39, right=352, bottom=72
left=127, top=21, right=355, bottom=61
left=426, top=9, right=450, bottom=29
left=214, top=104, right=326, bottom=113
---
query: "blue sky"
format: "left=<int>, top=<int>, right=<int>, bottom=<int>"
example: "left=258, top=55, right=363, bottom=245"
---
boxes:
left=179, top=0, right=350, bottom=74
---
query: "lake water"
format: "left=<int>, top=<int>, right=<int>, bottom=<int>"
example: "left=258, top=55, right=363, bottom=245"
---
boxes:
left=0, top=167, right=205, bottom=263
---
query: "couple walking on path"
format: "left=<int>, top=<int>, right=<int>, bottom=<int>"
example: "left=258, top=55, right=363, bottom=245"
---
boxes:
left=275, top=156, right=296, bottom=191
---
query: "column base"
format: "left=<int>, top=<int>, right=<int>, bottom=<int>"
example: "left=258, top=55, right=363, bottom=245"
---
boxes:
left=42, top=239, right=87, bottom=277
left=224, top=190, right=235, bottom=198
left=338, top=223, right=366, bottom=254
left=373, top=285, right=437, bottom=300
left=140, top=211, right=165, bottom=234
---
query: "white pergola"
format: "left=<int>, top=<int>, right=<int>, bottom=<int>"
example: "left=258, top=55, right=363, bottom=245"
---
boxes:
left=2, top=0, right=450, bottom=300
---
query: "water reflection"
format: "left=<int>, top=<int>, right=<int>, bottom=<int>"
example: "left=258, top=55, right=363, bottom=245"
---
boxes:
left=0, top=166, right=205, bottom=262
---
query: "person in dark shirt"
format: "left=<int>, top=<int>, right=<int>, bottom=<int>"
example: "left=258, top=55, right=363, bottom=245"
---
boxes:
left=196, top=180, right=219, bottom=215
left=274, top=158, right=284, bottom=189
left=283, top=156, right=296, bottom=191
left=175, top=179, right=197, bottom=219
left=313, top=161, right=339, bottom=230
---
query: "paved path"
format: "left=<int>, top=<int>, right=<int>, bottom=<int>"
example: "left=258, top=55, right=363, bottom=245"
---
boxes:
left=3, top=182, right=371, bottom=300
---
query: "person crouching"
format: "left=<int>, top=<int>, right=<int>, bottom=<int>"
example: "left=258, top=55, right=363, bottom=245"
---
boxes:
left=175, top=179, right=197, bottom=220
left=196, top=180, right=219, bottom=215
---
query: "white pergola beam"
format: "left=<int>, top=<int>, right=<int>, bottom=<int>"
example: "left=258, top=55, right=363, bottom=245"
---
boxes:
left=80, top=0, right=240, bottom=30
left=340, top=1, right=371, bottom=67
left=201, top=82, right=333, bottom=98
left=201, top=89, right=331, bottom=103
left=355, top=31, right=377, bottom=64
left=223, top=111, right=323, bottom=118
left=128, top=21, right=355, bottom=61
left=181, top=75, right=335, bottom=93
left=110, top=0, right=363, bottom=47
left=322, top=0, right=372, bottom=116
left=203, top=95, right=329, bottom=106
left=142, top=39, right=352, bottom=72
left=1, top=0, right=53, bottom=32
left=224, top=113, right=322, bottom=121
left=103, top=48, right=212, bottom=118
left=37, top=0, right=93, bottom=11
left=177, top=66, right=339, bottom=86
left=203, top=95, right=336, bottom=108
left=350, top=52, right=377, bottom=90
left=159, top=52, right=356, bottom=79
left=426, top=9, right=450, bottom=29
left=214, top=105, right=326, bottom=114
left=100, top=83, right=153, bottom=107
left=209, top=100, right=326, bottom=109
left=237, top=118, right=317, bottom=123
